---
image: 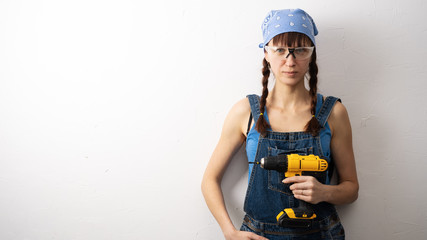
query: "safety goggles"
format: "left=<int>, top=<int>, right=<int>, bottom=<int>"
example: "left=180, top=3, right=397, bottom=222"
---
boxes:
left=264, top=46, right=314, bottom=60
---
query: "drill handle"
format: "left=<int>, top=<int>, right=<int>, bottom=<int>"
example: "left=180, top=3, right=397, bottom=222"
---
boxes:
left=292, top=200, right=316, bottom=219
left=295, top=171, right=328, bottom=184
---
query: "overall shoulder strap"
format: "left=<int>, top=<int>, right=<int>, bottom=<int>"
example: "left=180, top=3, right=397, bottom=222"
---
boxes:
left=316, top=96, right=342, bottom=128
left=246, top=94, right=261, bottom=123
left=246, top=95, right=261, bottom=134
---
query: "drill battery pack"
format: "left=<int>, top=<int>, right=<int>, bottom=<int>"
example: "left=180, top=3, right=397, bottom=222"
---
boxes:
left=276, top=207, right=316, bottom=228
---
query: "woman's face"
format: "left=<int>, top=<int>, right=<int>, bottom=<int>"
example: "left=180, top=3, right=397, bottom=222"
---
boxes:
left=264, top=40, right=312, bottom=87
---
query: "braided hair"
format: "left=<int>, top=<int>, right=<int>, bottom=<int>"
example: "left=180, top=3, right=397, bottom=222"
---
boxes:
left=255, top=32, right=321, bottom=136
left=254, top=58, right=271, bottom=135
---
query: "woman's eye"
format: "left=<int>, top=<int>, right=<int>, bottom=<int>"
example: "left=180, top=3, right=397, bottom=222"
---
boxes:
left=275, top=48, right=286, bottom=53
left=295, top=48, right=307, bottom=54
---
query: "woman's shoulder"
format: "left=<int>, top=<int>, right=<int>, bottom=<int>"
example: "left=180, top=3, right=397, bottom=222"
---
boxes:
left=330, top=100, right=348, bottom=120
left=224, top=97, right=252, bottom=135
left=319, top=94, right=347, bottom=119
left=328, top=99, right=351, bottom=136
left=229, top=97, right=252, bottom=118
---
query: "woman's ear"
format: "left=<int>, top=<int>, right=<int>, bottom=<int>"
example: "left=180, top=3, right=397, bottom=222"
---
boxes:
left=264, top=51, right=270, bottom=64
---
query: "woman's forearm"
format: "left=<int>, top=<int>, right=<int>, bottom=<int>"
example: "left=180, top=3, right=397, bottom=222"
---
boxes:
left=201, top=177, right=237, bottom=236
left=322, top=180, right=359, bottom=205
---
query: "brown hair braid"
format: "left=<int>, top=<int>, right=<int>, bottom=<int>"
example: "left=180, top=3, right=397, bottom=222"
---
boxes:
left=304, top=50, right=321, bottom=136
left=254, top=58, right=271, bottom=136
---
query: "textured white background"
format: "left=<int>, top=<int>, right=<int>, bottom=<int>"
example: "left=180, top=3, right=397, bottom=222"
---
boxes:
left=1, top=0, right=426, bottom=239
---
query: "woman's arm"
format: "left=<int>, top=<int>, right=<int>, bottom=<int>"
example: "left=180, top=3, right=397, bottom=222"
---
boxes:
left=324, top=101, right=359, bottom=204
left=201, top=99, right=268, bottom=240
left=283, top=101, right=359, bottom=205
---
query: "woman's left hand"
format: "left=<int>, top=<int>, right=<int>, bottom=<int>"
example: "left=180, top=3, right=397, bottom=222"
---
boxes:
left=282, top=176, right=327, bottom=204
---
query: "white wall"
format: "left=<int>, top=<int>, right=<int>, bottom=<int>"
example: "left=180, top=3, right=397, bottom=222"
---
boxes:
left=1, top=0, right=426, bottom=239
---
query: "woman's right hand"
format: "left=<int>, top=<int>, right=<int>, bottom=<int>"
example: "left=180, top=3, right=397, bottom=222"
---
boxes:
left=225, top=229, right=269, bottom=240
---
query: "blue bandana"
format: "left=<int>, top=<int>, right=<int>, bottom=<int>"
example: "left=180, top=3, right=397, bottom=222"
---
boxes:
left=259, top=9, right=318, bottom=48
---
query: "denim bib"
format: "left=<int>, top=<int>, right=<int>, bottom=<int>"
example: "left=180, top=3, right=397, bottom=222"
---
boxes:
left=242, top=94, right=345, bottom=239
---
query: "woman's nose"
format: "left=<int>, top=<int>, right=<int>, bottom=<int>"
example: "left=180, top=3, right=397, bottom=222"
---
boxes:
left=285, top=54, right=296, bottom=66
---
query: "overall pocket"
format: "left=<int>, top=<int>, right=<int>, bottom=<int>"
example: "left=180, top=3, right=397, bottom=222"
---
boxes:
left=267, top=147, right=312, bottom=195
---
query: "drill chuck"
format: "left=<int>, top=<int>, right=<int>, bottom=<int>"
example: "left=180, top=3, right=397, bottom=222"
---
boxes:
left=260, top=155, right=288, bottom=172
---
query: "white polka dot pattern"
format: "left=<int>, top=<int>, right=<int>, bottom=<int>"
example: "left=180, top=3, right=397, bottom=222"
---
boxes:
left=259, top=8, right=318, bottom=48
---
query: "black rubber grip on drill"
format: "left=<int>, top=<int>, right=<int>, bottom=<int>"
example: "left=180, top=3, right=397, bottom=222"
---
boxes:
left=261, top=155, right=288, bottom=172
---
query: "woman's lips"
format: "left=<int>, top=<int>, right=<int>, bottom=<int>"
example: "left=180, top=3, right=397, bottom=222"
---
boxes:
left=283, top=71, right=298, bottom=76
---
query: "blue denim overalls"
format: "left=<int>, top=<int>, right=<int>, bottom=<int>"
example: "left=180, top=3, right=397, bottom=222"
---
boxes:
left=241, top=94, right=345, bottom=240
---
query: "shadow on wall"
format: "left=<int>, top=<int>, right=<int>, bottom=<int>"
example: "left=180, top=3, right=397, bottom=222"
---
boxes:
left=321, top=12, right=399, bottom=239
left=221, top=144, right=249, bottom=228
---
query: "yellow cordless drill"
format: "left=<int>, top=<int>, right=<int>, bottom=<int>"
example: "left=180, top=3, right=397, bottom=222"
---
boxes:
left=260, top=154, right=328, bottom=228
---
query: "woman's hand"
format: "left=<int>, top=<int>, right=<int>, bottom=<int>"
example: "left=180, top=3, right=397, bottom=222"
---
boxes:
left=225, top=229, right=269, bottom=240
left=282, top=176, right=326, bottom=204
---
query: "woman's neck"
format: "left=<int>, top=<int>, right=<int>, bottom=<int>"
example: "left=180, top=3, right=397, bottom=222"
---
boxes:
left=267, top=83, right=311, bottom=111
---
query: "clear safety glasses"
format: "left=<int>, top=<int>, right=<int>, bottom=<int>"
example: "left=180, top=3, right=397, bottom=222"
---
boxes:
left=264, top=46, right=315, bottom=60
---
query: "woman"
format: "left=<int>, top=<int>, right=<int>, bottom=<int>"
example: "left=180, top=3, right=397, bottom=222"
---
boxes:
left=201, top=9, right=359, bottom=240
